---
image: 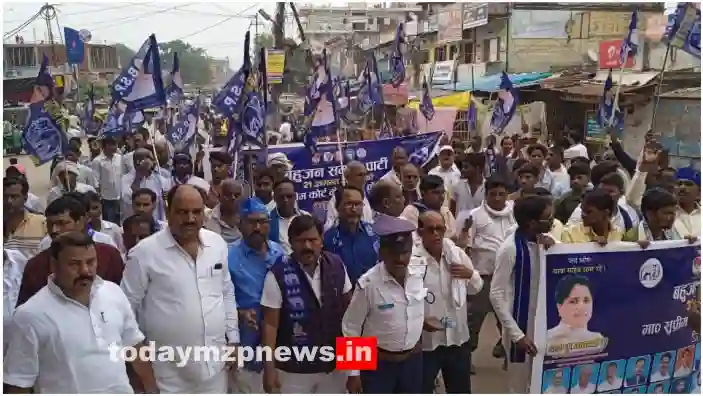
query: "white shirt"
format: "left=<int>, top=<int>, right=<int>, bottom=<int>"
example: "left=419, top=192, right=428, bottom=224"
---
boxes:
left=25, top=193, right=45, bottom=214
left=429, top=165, right=461, bottom=192
left=342, top=261, right=427, bottom=352
left=598, top=376, right=623, bottom=392
left=416, top=239, right=483, bottom=351
left=450, top=179, right=485, bottom=215
left=564, top=143, right=589, bottom=160
left=549, top=165, right=571, bottom=197
left=120, top=228, right=239, bottom=388
left=464, top=203, right=516, bottom=275
left=570, top=383, right=596, bottom=394
left=3, top=277, right=143, bottom=393
left=675, top=205, right=701, bottom=238
left=260, top=258, right=353, bottom=308
left=4, top=249, right=28, bottom=349
left=120, top=171, right=172, bottom=223
left=52, top=163, right=99, bottom=191
left=91, top=153, right=123, bottom=201
left=38, top=230, right=118, bottom=252
left=122, top=151, right=135, bottom=175
left=46, top=182, right=97, bottom=206
left=649, top=369, right=671, bottom=382
left=98, top=221, right=125, bottom=254
left=673, top=365, right=692, bottom=378
left=324, top=194, right=374, bottom=232
left=567, top=196, right=639, bottom=231
left=544, top=384, right=567, bottom=394
left=275, top=210, right=310, bottom=255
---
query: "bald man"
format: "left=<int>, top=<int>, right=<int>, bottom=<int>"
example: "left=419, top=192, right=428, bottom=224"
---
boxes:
left=121, top=184, right=238, bottom=393
left=324, top=161, right=374, bottom=230
left=204, top=179, right=246, bottom=244
left=153, top=139, right=172, bottom=178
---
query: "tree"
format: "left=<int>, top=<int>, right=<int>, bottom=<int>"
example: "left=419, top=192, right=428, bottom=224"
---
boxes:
left=158, top=40, right=213, bottom=86
left=255, top=33, right=274, bottom=50
left=114, top=43, right=136, bottom=68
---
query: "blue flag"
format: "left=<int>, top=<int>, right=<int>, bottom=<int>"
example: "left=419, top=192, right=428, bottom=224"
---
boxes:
left=390, top=23, right=406, bottom=88
left=239, top=49, right=267, bottom=148
left=489, top=72, right=518, bottom=134
left=597, top=69, right=624, bottom=129
left=64, top=27, right=85, bottom=65
left=302, top=49, right=338, bottom=153
left=419, top=75, right=435, bottom=121
left=620, top=10, right=639, bottom=65
left=214, top=31, right=250, bottom=121
left=335, top=77, right=352, bottom=123
left=100, top=105, right=144, bottom=137
left=357, top=53, right=383, bottom=116
left=167, top=97, right=200, bottom=151
left=663, top=3, right=701, bottom=59
left=379, top=116, right=393, bottom=139
left=111, top=34, right=166, bottom=112
left=467, top=98, right=477, bottom=131
left=165, top=52, right=184, bottom=106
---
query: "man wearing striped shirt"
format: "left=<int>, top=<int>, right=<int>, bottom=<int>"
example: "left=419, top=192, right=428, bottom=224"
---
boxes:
left=4, top=177, right=47, bottom=259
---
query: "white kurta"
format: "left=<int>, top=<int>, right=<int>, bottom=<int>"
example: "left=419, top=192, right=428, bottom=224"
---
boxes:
left=490, top=233, right=541, bottom=393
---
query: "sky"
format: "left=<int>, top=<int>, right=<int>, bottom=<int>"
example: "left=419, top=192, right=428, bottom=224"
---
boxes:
left=2, top=2, right=291, bottom=67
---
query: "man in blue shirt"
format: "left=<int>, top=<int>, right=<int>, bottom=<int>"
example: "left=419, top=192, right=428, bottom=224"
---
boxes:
left=323, top=185, right=379, bottom=284
left=227, top=197, right=285, bottom=393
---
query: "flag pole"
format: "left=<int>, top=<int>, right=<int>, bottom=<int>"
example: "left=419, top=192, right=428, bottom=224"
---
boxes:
left=648, top=43, right=671, bottom=132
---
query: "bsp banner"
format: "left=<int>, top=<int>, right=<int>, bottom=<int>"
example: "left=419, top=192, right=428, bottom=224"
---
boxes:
left=531, top=241, right=701, bottom=395
left=265, top=132, right=441, bottom=219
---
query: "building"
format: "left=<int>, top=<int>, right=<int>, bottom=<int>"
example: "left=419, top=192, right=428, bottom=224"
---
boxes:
left=296, top=2, right=421, bottom=76
left=208, top=57, right=231, bottom=87
left=3, top=41, right=120, bottom=103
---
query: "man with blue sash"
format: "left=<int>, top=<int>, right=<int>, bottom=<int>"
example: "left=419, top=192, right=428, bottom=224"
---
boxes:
left=323, top=185, right=379, bottom=284
left=227, top=198, right=285, bottom=393
left=490, top=195, right=557, bottom=393
left=342, top=214, right=426, bottom=393
left=261, top=214, right=353, bottom=393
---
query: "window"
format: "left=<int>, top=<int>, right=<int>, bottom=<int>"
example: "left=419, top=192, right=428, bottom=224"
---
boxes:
left=352, top=22, right=365, bottom=31
left=449, top=45, right=458, bottom=61
left=4, top=47, right=36, bottom=68
left=462, top=42, right=475, bottom=64
left=368, top=17, right=374, bottom=25
left=90, top=46, right=106, bottom=70
left=483, top=37, right=500, bottom=62
left=434, top=46, right=446, bottom=62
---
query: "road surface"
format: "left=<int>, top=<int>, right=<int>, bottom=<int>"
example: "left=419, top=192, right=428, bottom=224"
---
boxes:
left=3, top=153, right=510, bottom=394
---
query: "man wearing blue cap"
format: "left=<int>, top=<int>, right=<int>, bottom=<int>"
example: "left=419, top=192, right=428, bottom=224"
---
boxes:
left=227, top=197, right=285, bottom=393
left=342, top=214, right=427, bottom=393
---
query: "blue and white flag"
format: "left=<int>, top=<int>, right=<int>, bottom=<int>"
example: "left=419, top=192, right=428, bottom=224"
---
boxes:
left=620, top=10, right=639, bottom=65
left=100, top=104, right=144, bottom=137
left=23, top=55, right=66, bottom=165
left=302, top=49, right=338, bottom=153
left=389, top=23, right=406, bottom=88
left=214, top=32, right=250, bottom=124
left=467, top=97, right=478, bottom=131
left=419, top=74, right=435, bottom=121
left=111, top=34, right=166, bottom=112
left=357, top=53, right=383, bottom=115
left=64, top=27, right=85, bottom=65
left=597, top=69, right=624, bottom=129
left=165, top=52, right=184, bottom=105
left=489, top=72, right=518, bottom=134
left=167, top=97, right=200, bottom=151
left=238, top=48, right=267, bottom=148
left=663, top=2, right=701, bottom=59
left=335, top=77, right=352, bottom=123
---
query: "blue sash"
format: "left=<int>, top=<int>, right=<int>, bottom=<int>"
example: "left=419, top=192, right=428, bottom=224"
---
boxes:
left=280, top=256, right=310, bottom=345
left=618, top=205, right=633, bottom=231
left=510, top=230, right=531, bottom=364
left=413, top=201, right=429, bottom=214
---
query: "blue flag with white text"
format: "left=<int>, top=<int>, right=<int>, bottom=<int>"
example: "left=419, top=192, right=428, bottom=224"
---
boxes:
left=165, top=52, right=184, bottom=106
left=664, top=3, right=701, bottom=59
left=489, top=72, right=518, bottom=134
left=111, top=34, right=166, bottom=112
left=167, top=97, right=200, bottom=151
left=64, top=27, right=85, bottom=65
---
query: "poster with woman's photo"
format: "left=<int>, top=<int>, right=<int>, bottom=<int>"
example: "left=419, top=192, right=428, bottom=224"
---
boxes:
left=530, top=241, right=701, bottom=394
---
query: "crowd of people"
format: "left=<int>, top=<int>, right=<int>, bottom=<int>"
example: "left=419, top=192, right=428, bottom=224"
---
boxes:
left=2, top=120, right=700, bottom=394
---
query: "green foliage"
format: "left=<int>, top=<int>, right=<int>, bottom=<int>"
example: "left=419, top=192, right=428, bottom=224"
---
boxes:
left=255, top=33, right=274, bottom=49
left=114, top=43, right=136, bottom=68
left=158, top=40, right=213, bottom=86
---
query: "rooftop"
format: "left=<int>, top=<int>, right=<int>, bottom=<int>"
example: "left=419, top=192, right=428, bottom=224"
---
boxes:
left=659, top=87, right=701, bottom=99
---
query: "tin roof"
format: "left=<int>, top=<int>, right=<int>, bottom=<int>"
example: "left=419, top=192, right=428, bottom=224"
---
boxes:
left=540, top=71, right=660, bottom=97
left=659, top=87, right=701, bottom=99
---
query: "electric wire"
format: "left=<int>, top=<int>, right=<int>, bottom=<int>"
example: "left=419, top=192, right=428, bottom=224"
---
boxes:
left=173, top=4, right=258, bottom=41
left=4, top=10, right=43, bottom=39
left=82, top=4, right=188, bottom=32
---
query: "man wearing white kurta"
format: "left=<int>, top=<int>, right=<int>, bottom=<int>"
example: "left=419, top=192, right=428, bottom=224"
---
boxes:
left=415, top=211, right=483, bottom=393
left=121, top=185, right=239, bottom=393
left=490, top=195, right=556, bottom=393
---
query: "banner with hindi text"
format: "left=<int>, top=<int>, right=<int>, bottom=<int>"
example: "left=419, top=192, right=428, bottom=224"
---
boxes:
left=531, top=241, right=701, bottom=394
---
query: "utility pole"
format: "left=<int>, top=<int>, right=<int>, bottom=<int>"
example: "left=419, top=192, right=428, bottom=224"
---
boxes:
left=269, top=2, right=286, bottom=130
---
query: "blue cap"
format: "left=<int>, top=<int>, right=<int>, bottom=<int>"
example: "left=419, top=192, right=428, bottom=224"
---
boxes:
left=239, top=197, right=269, bottom=218
left=676, top=167, right=701, bottom=186
left=373, top=214, right=416, bottom=252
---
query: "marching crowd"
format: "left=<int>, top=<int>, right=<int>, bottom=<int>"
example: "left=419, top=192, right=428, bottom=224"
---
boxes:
left=2, top=123, right=700, bottom=394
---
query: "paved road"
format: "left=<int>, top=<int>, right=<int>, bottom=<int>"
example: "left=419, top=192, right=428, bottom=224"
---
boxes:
left=3, top=153, right=510, bottom=393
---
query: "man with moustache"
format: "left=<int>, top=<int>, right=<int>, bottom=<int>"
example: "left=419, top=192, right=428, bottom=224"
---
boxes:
left=261, top=214, right=353, bottom=393
left=17, top=196, right=124, bottom=306
left=4, top=232, right=157, bottom=393
left=269, top=179, right=309, bottom=255
left=544, top=368, right=568, bottom=394
left=400, top=163, right=422, bottom=205
left=205, top=180, right=246, bottom=245
left=120, top=147, right=172, bottom=223
left=380, top=147, right=409, bottom=188
left=206, top=151, right=234, bottom=209
left=121, top=185, right=239, bottom=393
left=324, top=161, right=374, bottom=230
left=227, top=198, right=285, bottom=393
left=415, top=211, right=483, bottom=393
left=342, top=214, right=426, bottom=393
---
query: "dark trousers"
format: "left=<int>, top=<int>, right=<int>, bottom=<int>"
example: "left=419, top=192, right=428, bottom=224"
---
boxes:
left=101, top=199, right=121, bottom=224
left=422, top=343, right=472, bottom=393
left=467, top=274, right=503, bottom=352
left=361, top=352, right=422, bottom=394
